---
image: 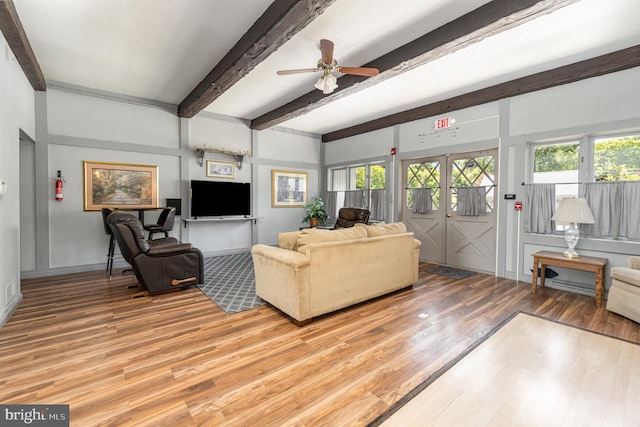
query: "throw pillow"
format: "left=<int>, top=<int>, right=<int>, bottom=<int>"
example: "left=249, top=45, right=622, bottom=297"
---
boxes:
left=362, top=222, right=407, bottom=237
left=278, top=231, right=302, bottom=251
left=296, top=226, right=368, bottom=253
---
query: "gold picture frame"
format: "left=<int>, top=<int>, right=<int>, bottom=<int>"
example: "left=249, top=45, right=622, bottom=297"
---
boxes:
left=83, top=161, right=158, bottom=211
left=272, top=169, right=308, bottom=208
left=206, top=160, right=235, bottom=178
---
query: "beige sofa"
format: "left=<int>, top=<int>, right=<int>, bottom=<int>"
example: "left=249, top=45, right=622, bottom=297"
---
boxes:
left=251, top=222, right=421, bottom=325
left=607, top=256, right=640, bottom=323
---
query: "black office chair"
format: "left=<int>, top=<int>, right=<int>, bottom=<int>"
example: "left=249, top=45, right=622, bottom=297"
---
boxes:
left=143, top=207, right=175, bottom=239
left=101, top=207, right=115, bottom=276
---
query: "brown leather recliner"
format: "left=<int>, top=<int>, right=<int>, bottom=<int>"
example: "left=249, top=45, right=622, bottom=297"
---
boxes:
left=107, top=211, right=204, bottom=295
left=333, top=207, right=371, bottom=229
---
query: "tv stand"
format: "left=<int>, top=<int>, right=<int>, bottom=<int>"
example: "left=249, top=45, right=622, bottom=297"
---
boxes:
left=182, top=216, right=260, bottom=228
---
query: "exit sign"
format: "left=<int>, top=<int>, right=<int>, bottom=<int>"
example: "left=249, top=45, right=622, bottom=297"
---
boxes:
left=435, top=117, right=454, bottom=129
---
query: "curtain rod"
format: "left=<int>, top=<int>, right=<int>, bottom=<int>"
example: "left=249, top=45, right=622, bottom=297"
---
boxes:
left=521, top=182, right=582, bottom=185
left=405, top=186, right=440, bottom=190
left=450, top=184, right=497, bottom=189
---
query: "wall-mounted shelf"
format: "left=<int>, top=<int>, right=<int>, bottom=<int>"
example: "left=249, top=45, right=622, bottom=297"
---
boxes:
left=183, top=216, right=260, bottom=228
left=194, top=146, right=251, bottom=169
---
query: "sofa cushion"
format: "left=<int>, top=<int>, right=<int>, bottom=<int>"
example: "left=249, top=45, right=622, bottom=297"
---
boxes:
left=297, top=226, right=368, bottom=253
left=278, top=231, right=302, bottom=251
left=356, top=222, right=407, bottom=237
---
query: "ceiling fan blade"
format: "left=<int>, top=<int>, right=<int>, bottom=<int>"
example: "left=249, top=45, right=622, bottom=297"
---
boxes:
left=276, top=68, right=319, bottom=75
left=337, top=67, right=380, bottom=77
left=320, top=39, right=334, bottom=65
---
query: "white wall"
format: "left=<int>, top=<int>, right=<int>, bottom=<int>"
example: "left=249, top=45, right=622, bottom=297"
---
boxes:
left=15, top=88, right=321, bottom=275
left=501, top=67, right=640, bottom=291
left=255, top=128, right=321, bottom=246
left=510, top=68, right=640, bottom=136
left=48, top=89, right=180, bottom=148
left=323, top=67, right=640, bottom=297
left=0, top=34, right=36, bottom=326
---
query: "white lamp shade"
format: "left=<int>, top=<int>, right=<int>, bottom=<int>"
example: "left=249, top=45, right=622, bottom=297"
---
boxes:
left=314, top=73, right=338, bottom=94
left=551, top=197, right=595, bottom=225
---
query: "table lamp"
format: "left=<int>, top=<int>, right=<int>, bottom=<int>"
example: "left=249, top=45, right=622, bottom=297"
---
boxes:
left=551, top=197, right=595, bottom=259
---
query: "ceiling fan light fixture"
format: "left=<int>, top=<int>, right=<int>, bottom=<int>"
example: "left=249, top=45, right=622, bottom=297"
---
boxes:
left=315, top=73, right=338, bottom=94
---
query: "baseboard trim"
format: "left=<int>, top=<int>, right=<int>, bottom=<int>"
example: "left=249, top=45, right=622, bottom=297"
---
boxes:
left=19, top=248, right=252, bottom=279
left=546, top=278, right=609, bottom=299
left=0, top=292, right=23, bottom=329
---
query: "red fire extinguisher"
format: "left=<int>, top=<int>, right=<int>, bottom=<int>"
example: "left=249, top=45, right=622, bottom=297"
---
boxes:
left=55, top=170, right=63, bottom=201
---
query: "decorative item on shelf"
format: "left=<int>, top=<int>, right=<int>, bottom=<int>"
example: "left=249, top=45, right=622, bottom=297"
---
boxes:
left=551, top=197, right=595, bottom=259
left=302, top=197, right=328, bottom=228
left=206, top=160, right=235, bottom=179
left=193, top=146, right=251, bottom=169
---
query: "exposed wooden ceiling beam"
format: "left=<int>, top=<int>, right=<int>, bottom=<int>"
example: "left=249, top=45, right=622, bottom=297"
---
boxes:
left=0, top=0, right=45, bottom=91
left=250, top=0, right=578, bottom=131
left=322, top=45, right=640, bottom=142
left=178, top=0, right=336, bottom=118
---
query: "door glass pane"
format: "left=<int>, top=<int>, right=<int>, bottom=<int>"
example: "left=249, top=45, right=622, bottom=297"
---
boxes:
left=594, top=135, right=640, bottom=181
left=450, top=156, right=495, bottom=212
left=407, top=161, right=440, bottom=211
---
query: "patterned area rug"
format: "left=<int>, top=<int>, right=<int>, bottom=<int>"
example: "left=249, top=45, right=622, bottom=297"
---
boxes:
left=197, top=252, right=264, bottom=315
left=426, top=265, right=477, bottom=280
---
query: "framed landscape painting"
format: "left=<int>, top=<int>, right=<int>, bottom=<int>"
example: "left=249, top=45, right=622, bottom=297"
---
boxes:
left=83, top=161, right=158, bottom=211
left=272, top=169, right=307, bottom=208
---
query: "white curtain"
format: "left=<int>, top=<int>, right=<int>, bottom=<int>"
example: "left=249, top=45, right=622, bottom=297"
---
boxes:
left=370, top=189, right=386, bottom=221
left=455, top=187, right=486, bottom=216
left=524, top=184, right=556, bottom=234
left=344, top=190, right=365, bottom=208
left=580, top=181, right=640, bottom=239
left=324, top=191, right=338, bottom=218
left=412, top=188, right=433, bottom=214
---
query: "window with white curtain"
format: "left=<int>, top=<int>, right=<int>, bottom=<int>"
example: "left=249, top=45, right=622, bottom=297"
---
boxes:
left=328, top=162, right=386, bottom=220
left=529, top=132, right=640, bottom=237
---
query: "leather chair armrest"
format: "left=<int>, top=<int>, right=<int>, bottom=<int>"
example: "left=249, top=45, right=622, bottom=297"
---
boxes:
left=148, top=237, right=180, bottom=248
left=147, top=242, right=193, bottom=256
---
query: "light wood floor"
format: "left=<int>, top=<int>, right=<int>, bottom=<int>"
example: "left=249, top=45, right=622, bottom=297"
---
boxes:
left=379, top=313, right=640, bottom=426
left=1, top=264, right=639, bottom=426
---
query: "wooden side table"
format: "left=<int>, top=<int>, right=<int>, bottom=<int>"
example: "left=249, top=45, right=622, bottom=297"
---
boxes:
left=532, top=250, right=608, bottom=307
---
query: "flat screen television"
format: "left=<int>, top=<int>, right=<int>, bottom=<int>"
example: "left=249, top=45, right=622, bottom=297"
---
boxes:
left=190, top=180, right=250, bottom=218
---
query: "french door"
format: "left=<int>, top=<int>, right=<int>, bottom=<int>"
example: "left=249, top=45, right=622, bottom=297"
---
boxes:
left=401, top=149, right=498, bottom=273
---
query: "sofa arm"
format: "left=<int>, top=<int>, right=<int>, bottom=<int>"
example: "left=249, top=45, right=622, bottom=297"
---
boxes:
left=251, top=244, right=310, bottom=269
left=413, top=238, right=422, bottom=249
left=627, top=256, right=640, bottom=270
left=251, top=245, right=311, bottom=323
left=612, top=267, right=640, bottom=288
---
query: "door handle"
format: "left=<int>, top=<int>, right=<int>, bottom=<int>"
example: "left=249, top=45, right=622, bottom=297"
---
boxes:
left=446, top=213, right=452, bottom=218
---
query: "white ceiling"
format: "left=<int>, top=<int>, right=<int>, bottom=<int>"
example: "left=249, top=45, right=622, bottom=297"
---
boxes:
left=11, top=0, right=640, bottom=136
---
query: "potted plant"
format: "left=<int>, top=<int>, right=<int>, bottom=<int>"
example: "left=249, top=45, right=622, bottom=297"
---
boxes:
left=302, top=197, right=328, bottom=227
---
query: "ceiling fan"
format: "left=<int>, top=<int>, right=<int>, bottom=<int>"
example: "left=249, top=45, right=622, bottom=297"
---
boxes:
left=276, top=39, right=379, bottom=94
